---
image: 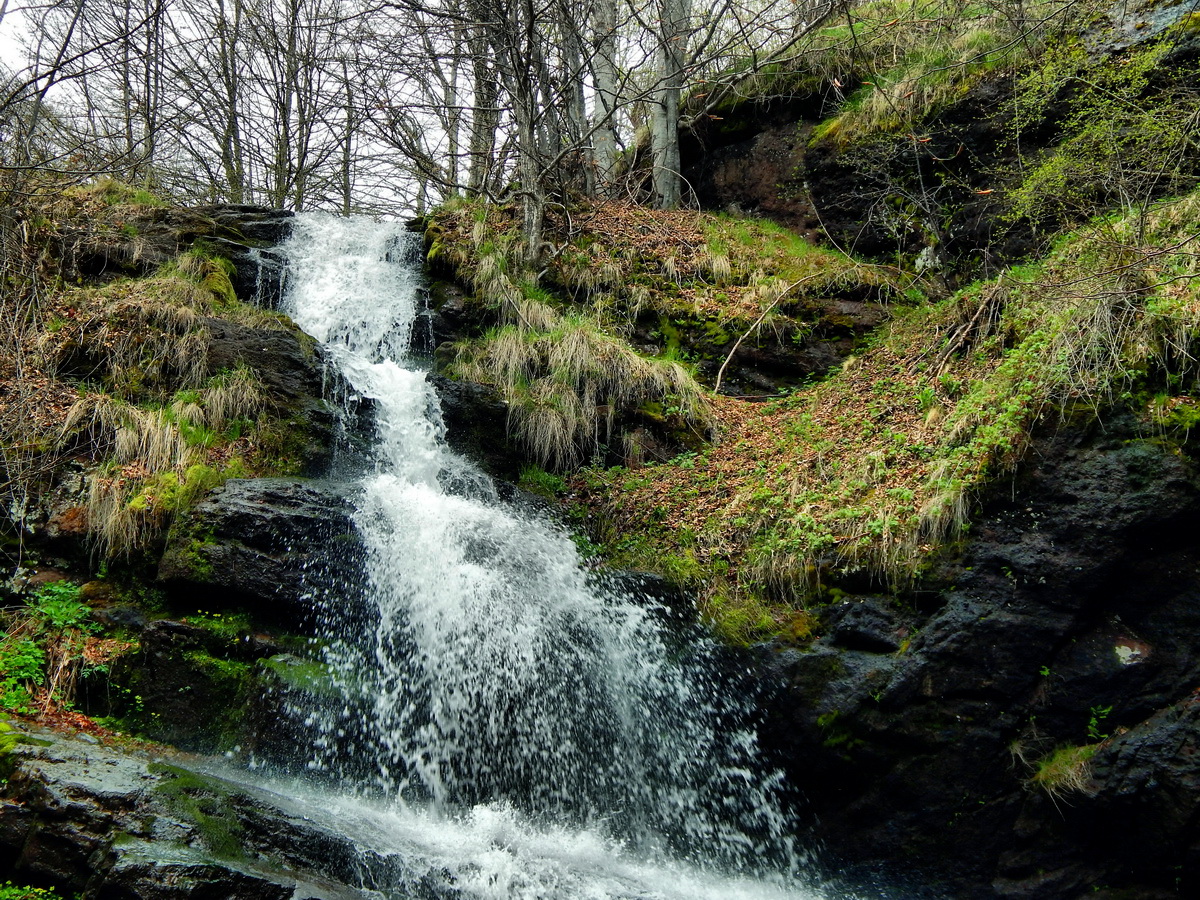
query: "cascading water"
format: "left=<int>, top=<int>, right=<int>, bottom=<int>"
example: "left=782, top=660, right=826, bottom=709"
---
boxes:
left=271, top=213, right=842, bottom=899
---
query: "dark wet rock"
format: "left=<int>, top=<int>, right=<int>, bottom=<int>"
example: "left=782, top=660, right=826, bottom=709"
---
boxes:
left=823, top=598, right=906, bottom=654
left=760, top=421, right=1200, bottom=897
left=1085, top=695, right=1200, bottom=872
left=0, top=726, right=453, bottom=899
left=82, top=619, right=286, bottom=752
left=191, top=205, right=293, bottom=307
left=592, top=570, right=699, bottom=626
left=207, top=238, right=290, bottom=309
left=202, top=318, right=337, bottom=474
left=194, top=204, right=294, bottom=245
left=57, top=204, right=292, bottom=293
left=424, top=279, right=483, bottom=349
left=203, top=318, right=322, bottom=404
left=157, top=478, right=364, bottom=629
left=681, top=95, right=825, bottom=237
left=14, top=462, right=90, bottom=551
left=985, top=690, right=1200, bottom=897
left=428, top=373, right=519, bottom=479
left=91, top=604, right=149, bottom=631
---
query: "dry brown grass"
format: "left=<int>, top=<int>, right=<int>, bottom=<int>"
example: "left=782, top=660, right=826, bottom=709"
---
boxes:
left=1, top=184, right=294, bottom=566
left=456, top=312, right=713, bottom=471
left=202, top=366, right=265, bottom=430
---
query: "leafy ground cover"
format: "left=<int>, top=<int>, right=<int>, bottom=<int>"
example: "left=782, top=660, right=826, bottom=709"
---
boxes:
left=432, top=198, right=901, bottom=331
left=0, top=580, right=128, bottom=720
left=574, top=190, right=1200, bottom=642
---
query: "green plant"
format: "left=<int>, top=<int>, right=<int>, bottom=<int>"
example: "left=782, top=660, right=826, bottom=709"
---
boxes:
left=184, top=610, right=251, bottom=641
left=1009, top=33, right=1200, bottom=229
left=1030, top=743, right=1098, bottom=800
left=0, top=582, right=100, bottom=716
left=1088, top=704, right=1113, bottom=742
left=0, top=640, right=45, bottom=715
left=518, top=465, right=567, bottom=498
left=29, top=582, right=93, bottom=632
left=149, top=763, right=246, bottom=860
left=0, top=883, right=68, bottom=900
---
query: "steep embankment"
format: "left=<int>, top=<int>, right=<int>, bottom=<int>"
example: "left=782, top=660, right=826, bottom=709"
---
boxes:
left=0, top=181, right=351, bottom=752
left=3, top=2, right=1200, bottom=896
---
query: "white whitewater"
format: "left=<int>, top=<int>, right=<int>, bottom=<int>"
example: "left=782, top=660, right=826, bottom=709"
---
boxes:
left=276, top=213, right=837, bottom=899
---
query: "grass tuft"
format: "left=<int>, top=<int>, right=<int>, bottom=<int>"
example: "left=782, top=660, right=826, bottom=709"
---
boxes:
left=1030, top=743, right=1099, bottom=801
left=455, top=312, right=713, bottom=471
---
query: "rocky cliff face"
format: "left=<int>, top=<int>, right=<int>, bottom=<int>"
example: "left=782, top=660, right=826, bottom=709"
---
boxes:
left=626, top=11, right=1200, bottom=895
left=755, top=417, right=1200, bottom=896
left=1, top=199, right=365, bottom=763
left=683, top=4, right=1200, bottom=284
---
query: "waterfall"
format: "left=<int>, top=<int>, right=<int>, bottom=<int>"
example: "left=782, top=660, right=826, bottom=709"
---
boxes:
left=273, top=213, right=835, bottom=899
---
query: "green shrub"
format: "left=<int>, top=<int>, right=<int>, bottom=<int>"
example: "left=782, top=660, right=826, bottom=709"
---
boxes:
left=28, top=581, right=92, bottom=631
left=0, top=582, right=94, bottom=715
left=0, top=883, right=68, bottom=900
left=1009, top=35, right=1200, bottom=229
left=0, top=640, right=45, bottom=715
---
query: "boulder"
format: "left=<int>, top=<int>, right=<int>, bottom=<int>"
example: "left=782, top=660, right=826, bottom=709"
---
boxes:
left=78, top=618, right=286, bottom=753
left=157, top=478, right=364, bottom=629
left=427, top=373, right=520, bottom=480
left=193, top=204, right=294, bottom=246
left=0, top=726, right=455, bottom=899
left=190, top=204, right=294, bottom=307
left=202, top=317, right=338, bottom=474
left=56, top=204, right=292, bottom=290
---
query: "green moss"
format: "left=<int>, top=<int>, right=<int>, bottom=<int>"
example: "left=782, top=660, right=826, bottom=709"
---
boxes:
left=148, top=763, right=246, bottom=860
left=0, top=882, right=70, bottom=900
left=182, top=649, right=251, bottom=687
left=65, top=177, right=166, bottom=208
left=816, top=709, right=866, bottom=754
left=184, top=610, right=250, bottom=641
left=258, top=654, right=338, bottom=697
left=168, top=530, right=217, bottom=582
left=181, top=650, right=252, bottom=749
left=127, top=465, right=222, bottom=514
left=0, top=720, right=20, bottom=780
left=518, top=465, right=567, bottom=498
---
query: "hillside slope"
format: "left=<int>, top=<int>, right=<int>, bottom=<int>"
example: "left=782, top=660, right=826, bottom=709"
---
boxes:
left=420, top=2, right=1200, bottom=895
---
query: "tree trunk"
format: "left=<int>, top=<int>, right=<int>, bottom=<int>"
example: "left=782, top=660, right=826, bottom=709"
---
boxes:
left=466, top=1, right=499, bottom=197
left=652, top=0, right=689, bottom=209
left=216, top=0, right=246, bottom=203
left=590, top=0, right=619, bottom=194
